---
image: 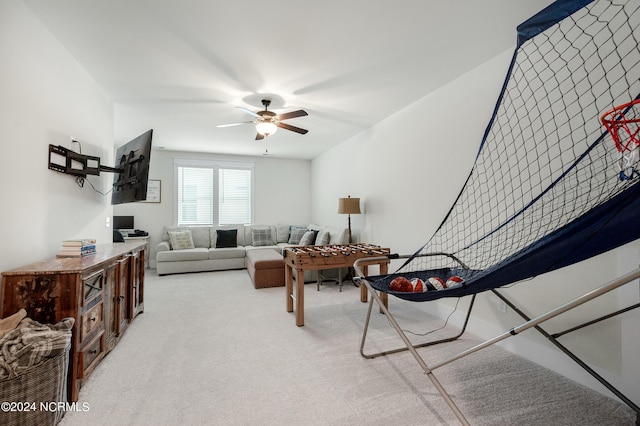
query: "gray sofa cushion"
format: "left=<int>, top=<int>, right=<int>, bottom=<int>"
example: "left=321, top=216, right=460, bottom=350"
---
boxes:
left=156, top=247, right=209, bottom=262
left=209, top=247, right=246, bottom=260
left=276, top=223, right=290, bottom=243
left=190, top=227, right=211, bottom=248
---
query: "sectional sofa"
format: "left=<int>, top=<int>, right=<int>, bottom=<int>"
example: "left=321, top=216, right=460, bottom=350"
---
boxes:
left=155, top=223, right=348, bottom=276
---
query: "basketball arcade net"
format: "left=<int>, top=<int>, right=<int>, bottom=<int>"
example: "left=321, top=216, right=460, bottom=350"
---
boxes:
left=397, top=0, right=640, bottom=292
left=357, top=1, right=640, bottom=424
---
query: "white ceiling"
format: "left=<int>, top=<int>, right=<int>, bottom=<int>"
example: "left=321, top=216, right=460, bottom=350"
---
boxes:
left=24, top=0, right=553, bottom=160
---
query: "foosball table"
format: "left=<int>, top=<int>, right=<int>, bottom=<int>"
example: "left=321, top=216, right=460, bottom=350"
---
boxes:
left=284, top=243, right=391, bottom=326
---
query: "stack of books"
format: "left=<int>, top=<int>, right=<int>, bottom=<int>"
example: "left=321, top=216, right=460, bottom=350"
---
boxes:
left=57, top=239, right=97, bottom=258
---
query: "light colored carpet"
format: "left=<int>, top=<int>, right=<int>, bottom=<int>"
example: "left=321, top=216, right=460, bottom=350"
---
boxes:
left=60, top=269, right=636, bottom=425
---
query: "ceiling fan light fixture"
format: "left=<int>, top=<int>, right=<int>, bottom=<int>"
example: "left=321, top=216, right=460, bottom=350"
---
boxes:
left=256, top=121, right=277, bottom=136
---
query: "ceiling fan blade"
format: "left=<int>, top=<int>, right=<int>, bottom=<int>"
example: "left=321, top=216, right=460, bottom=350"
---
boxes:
left=255, top=133, right=265, bottom=141
left=276, top=110, right=308, bottom=121
left=216, top=121, right=253, bottom=128
left=277, top=122, right=309, bottom=135
left=236, top=106, right=261, bottom=118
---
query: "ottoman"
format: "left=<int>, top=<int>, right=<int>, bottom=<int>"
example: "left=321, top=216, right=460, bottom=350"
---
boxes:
left=246, top=249, right=285, bottom=289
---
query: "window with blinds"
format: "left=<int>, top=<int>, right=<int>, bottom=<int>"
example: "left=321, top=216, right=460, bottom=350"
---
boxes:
left=219, top=168, right=252, bottom=225
left=174, top=159, right=254, bottom=226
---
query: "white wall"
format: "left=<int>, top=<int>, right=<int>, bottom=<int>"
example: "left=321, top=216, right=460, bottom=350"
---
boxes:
left=311, top=49, right=508, bottom=252
left=311, top=48, right=640, bottom=400
left=113, top=148, right=311, bottom=267
left=0, top=1, right=114, bottom=275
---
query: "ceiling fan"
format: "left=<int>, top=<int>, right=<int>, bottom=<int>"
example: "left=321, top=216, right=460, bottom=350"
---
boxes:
left=217, top=99, right=308, bottom=140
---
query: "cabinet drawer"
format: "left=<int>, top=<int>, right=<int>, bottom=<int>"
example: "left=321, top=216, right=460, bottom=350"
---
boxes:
left=78, top=332, right=104, bottom=379
left=80, top=302, right=103, bottom=343
left=82, top=269, right=104, bottom=307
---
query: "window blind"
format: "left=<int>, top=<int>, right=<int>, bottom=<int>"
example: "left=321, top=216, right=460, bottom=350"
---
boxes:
left=175, top=159, right=254, bottom=226
left=177, top=167, right=214, bottom=226
left=219, top=168, right=252, bottom=225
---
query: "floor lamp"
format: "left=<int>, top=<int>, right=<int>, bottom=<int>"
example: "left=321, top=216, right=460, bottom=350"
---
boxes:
left=338, top=195, right=361, bottom=243
left=338, top=196, right=361, bottom=283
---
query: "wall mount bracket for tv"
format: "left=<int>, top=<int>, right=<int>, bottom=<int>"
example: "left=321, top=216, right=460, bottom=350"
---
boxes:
left=48, top=144, right=124, bottom=178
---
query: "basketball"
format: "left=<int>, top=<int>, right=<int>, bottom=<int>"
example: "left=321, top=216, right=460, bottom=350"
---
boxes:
left=446, top=275, right=464, bottom=288
left=410, top=277, right=425, bottom=292
left=389, top=276, right=413, bottom=292
left=427, top=277, right=446, bottom=291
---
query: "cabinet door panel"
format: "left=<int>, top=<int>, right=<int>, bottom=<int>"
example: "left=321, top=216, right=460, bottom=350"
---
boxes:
left=103, top=262, right=118, bottom=348
left=130, top=251, right=144, bottom=317
left=117, top=255, right=131, bottom=334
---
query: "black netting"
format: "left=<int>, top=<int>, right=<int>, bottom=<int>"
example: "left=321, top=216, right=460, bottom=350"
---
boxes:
left=374, top=0, right=640, bottom=301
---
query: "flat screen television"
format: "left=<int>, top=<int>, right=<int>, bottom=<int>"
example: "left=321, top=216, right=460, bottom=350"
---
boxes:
left=111, top=129, right=153, bottom=205
left=113, top=215, right=134, bottom=230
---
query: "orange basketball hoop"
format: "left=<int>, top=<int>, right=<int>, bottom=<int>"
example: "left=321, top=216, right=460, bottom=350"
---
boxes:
left=601, top=99, right=640, bottom=180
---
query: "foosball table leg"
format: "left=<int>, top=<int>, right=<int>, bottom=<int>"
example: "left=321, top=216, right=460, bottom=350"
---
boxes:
left=295, top=266, right=304, bottom=326
left=285, top=264, right=294, bottom=313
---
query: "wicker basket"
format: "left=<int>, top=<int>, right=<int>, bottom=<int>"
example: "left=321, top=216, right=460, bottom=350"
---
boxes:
left=0, top=326, right=72, bottom=426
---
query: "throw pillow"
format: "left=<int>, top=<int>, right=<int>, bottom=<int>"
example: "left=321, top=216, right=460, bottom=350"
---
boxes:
left=216, top=229, right=237, bottom=248
left=288, top=227, right=307, bottom=244
left=168, top=230, right=195, bottom=250
left=299, top=230, right=319, bottom=246
left=276, top=223, right=290, bottom=243
left=251, top=228, right=272, bottom=247
left=316, top=230, right=331, bottom=246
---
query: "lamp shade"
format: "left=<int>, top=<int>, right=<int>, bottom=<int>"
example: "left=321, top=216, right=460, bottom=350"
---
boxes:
left=256, top=121, right=277, bottom=136
left=338, top=197, right=361, bottom=215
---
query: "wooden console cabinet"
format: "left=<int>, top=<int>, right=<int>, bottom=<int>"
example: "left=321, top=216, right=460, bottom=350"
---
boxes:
left=1, top=241, right=145, bottom=402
